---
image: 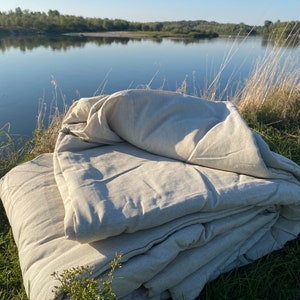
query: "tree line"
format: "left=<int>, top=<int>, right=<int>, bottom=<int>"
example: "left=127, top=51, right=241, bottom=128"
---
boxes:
left=261, top=20, right=299, bottom=40
left=0, top=8, right=250, bottom=37
left=0, top=8, right=298, bottom=41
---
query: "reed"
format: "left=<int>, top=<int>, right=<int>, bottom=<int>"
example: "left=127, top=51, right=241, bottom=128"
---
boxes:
left=0, top=123, right=31, bottom=178
left=233, top=41, right=300, bottom=164
left=236, top=45, right=300, bottom=128
left=28, top=77, right=68, bottom=157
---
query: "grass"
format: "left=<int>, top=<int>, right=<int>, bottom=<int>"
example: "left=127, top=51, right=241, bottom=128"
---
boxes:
left=0, top=38, right=299, bottom=299
left=0, top=124, right=30, bottom=179
left=198, top=239, right=300, bottom=300
left=236, top=43, right=300, bottom=165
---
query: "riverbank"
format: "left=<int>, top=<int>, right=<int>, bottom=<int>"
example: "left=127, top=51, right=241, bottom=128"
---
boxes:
left=65, top=31, right=165, bottom=38
left=64, top=30, right=219, bottom=39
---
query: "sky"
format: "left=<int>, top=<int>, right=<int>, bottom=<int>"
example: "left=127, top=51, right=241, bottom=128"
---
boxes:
left=1, top=0, right=299, bottom=26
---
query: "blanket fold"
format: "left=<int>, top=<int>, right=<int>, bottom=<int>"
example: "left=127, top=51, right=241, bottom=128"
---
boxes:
left=1, top=89, right=300, bottom=300
left=54, top=89, right=300, bottom=243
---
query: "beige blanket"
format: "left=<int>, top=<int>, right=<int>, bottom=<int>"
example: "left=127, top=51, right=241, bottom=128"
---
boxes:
left=1, top=89, right=300, bottom=299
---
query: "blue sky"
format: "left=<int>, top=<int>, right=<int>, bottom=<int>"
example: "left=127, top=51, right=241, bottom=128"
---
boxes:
left=1, top=0, right=299, bottom=25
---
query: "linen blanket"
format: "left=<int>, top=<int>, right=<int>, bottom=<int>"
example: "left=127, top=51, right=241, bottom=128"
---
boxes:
left=1, top=89, right=300, bottom=300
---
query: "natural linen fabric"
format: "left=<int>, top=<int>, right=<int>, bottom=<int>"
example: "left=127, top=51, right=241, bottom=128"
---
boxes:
left=54, top=89, right=300, bottom=243
left=1, top=89, right=300, bottom=300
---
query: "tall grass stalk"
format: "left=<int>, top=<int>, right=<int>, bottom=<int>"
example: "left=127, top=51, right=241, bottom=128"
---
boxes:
left=0, top=123, right=31, bottom=179
left=232, top=40, right=300, bottom=164
left=236, top=45, right=300, bottom=125
left=30, top=78, right=68, bottom=157
left=201, top=30, right=257, bottom=101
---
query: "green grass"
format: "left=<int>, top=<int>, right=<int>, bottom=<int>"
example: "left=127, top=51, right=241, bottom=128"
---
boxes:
left=198, top=238, right=300, bottom=299
left=0, top=41, right=299, bottom=299
left=0, top=202, right=27, bottom=299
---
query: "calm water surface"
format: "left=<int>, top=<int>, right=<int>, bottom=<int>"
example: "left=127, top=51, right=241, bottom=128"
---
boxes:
left=0, top=35, right=299, bottom=136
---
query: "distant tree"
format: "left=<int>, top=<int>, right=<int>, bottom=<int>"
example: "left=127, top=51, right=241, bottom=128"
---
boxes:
left=15, top=7, right=23, bottom=16
left=264, top=20, right=273, bottom=28
left=149, top=22, right=163, bottom=31
left=141, top=24, right=150, bottom=31
left=86, top=18, right=104, bottom=31
left=103, top=18, right=114, bottom=31
left=113, top=19, right=129, bottom=31
left=48, top=10, right=60, bottom=17
left=128, top=22, right=142, bottom=31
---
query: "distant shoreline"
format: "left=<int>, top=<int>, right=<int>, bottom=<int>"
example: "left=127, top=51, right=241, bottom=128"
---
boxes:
left=0, top=30, right=218, bottom=39
left=63, top=30, right=219, bottom=39
left=65, top=31, right=153, bottom=38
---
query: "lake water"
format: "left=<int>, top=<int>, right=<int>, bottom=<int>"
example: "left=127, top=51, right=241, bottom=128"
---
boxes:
left=0, top=35, right=299, bottom=137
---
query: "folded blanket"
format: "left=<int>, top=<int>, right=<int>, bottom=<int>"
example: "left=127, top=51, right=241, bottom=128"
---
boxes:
left=54, top=89, right=300, bottom=243
left=1, top=89, right=300, bottom=300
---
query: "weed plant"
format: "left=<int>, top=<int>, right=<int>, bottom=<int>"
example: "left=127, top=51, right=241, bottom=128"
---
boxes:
left=52, top=253, right=122, bottom=300
left=0, top=36, right=299, bottom=299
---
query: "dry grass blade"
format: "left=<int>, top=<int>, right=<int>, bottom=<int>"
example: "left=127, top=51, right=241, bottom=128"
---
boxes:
left=31, top=110, right=64, bottom=156
left=235, top=41, right=300, bottom=127
left=30, top=79, right=69, bottom=157
left=0, top=123, right=30, bottom=178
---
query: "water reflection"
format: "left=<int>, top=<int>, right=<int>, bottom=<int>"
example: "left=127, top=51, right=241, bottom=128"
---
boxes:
left=261, top=36, right=300, bottom=48
left=0, top=34, right=218, bottom=52
left=4, top=34, right=296, bottom=52
left=0, top=35, right=132, bottom=52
